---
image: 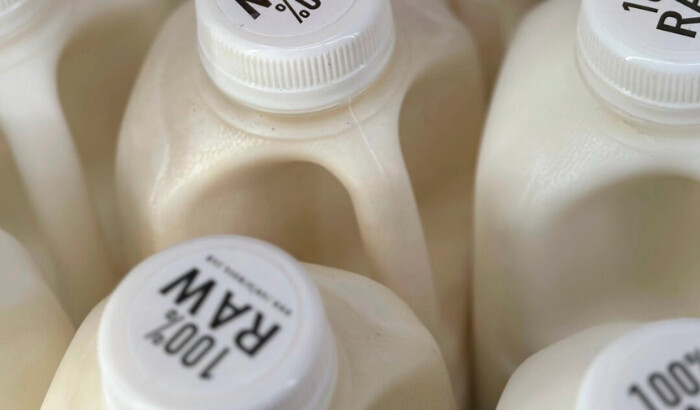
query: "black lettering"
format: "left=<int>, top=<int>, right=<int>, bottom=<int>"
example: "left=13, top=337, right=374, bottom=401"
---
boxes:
left=657, top=11, right=700, bottom=38
left=669, top=362, right=700, bottom=395
left=649, top=373, right=681, bottom=406
left=181, top=336, right=215, bottom=367
left=165, top=323, right=198, bottom=355
left=200, top=348, right=230, bottom=380
left=295, top=0, right=321, bottom=10
left=235, top=0, right=272, bottom=19
left=629, top=384, right=657, bottom=410
left=209, top=291, right=252, bottom=330
left=160, top=269, right=215, bottom=315
left=677, top=0, right=700, bottom=14
left=623, top=2, right=658, bottom=13
left=235, top=313, right=281, bottom=357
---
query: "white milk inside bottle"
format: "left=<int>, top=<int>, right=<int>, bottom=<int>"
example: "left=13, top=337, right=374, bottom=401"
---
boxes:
left=451, top=0, right=544, bottom=89
left=116, top=0, right=484, bottom=402
left=41, top=236, right=455, bottom=409
left=0, top=0, right=172, bottom=323
left=474, top=0, right=700, bottom=407
left=0, top=228, right=74, bottom=410
left=498, top=320, right=700, bottom=409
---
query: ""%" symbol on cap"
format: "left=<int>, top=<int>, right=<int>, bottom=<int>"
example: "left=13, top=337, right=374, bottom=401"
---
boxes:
left=276, top=0, right=311, bottom=23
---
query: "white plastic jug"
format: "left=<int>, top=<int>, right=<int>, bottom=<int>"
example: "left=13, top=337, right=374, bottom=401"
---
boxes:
left=41, top=236, right=455, bottom=409
left=116, top=0, right=484, bottom=402
left=0, top=228, right=74, bottom=410
left=451, top=0, right=543, bottom=89
left=498, top=320, right=700, bottom=409
left=0, top=0, right=173, bottom=323
left=474, top=0, right=700, bottom=407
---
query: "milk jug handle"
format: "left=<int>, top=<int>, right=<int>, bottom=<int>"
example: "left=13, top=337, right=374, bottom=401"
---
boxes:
left=0, top=59, right=115, bottom=324
left=315, top=120, right=442, bottom=335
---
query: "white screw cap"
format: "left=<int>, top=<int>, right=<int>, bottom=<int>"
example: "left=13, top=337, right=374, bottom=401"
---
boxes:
left=98, top=236, right=337, bottom=410
left=195, top=0, right=395, bottom=113
left=577, top=319, right=700, bottom=410
left=577, top=0, right=700, bottom=125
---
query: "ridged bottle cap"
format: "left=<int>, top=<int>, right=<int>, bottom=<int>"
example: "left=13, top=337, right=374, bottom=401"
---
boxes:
left=98, top=236, right=337, bottom=410
left=195, top=0, right=395, bottom=113
left=577, top=0, right=700, bottom=125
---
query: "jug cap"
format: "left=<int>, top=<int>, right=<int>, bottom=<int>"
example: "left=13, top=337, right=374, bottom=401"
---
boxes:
left=195, top=0, right=395, bottom=113
left=577, top=0, right=700, bottom=125
left=98, top=236, right=337, bottom=410
left=576, top=319, right=700, bottom=410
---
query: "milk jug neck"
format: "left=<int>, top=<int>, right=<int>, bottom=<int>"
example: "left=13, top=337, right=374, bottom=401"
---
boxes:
left=194, top=0, right=396, bottom=114
left=98, top=236, right=338, bottom=410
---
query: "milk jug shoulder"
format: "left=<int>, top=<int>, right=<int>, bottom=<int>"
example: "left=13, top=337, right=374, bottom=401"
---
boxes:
left=0, top=0, right=173, bottom=323
left=0, top=229, right=74, bottom=410
left=498, top=320, right=700, bottom=410
left=117, top=0, right=484, bottom=402
left=475, top=0, right=700, bottom=407
left=41, top=236, right=455, bottom=410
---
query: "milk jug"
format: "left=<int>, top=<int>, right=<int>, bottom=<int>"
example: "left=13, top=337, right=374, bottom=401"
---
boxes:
left=0, top=228, right=74, bottom=410
left=41, top=236, right=455, bottom=409
left=0, top=0, right=173, bottom=323
left=474, top=0, right=700, bottom=407
left=451, top=0, right=543, bottom=89
left=116, top=0, right=484, bottom=401
left=498, top=320, right=700, bottom=409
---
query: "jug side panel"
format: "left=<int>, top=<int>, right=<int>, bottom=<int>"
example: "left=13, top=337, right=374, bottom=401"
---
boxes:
left=309, top=264, right=455, bottom=410
left=522, top=175, right=700, bottom=354
left=116, top=4, right=189, bottom=266
left=474, top=0, right=594, bottom=406
left=0, top=231, right=74, bottom=410
left=57, top=2, right=169, bottom=272
left=496, top=323, right=635, bottom=410
left=41, top=302, right=107, bottom=410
